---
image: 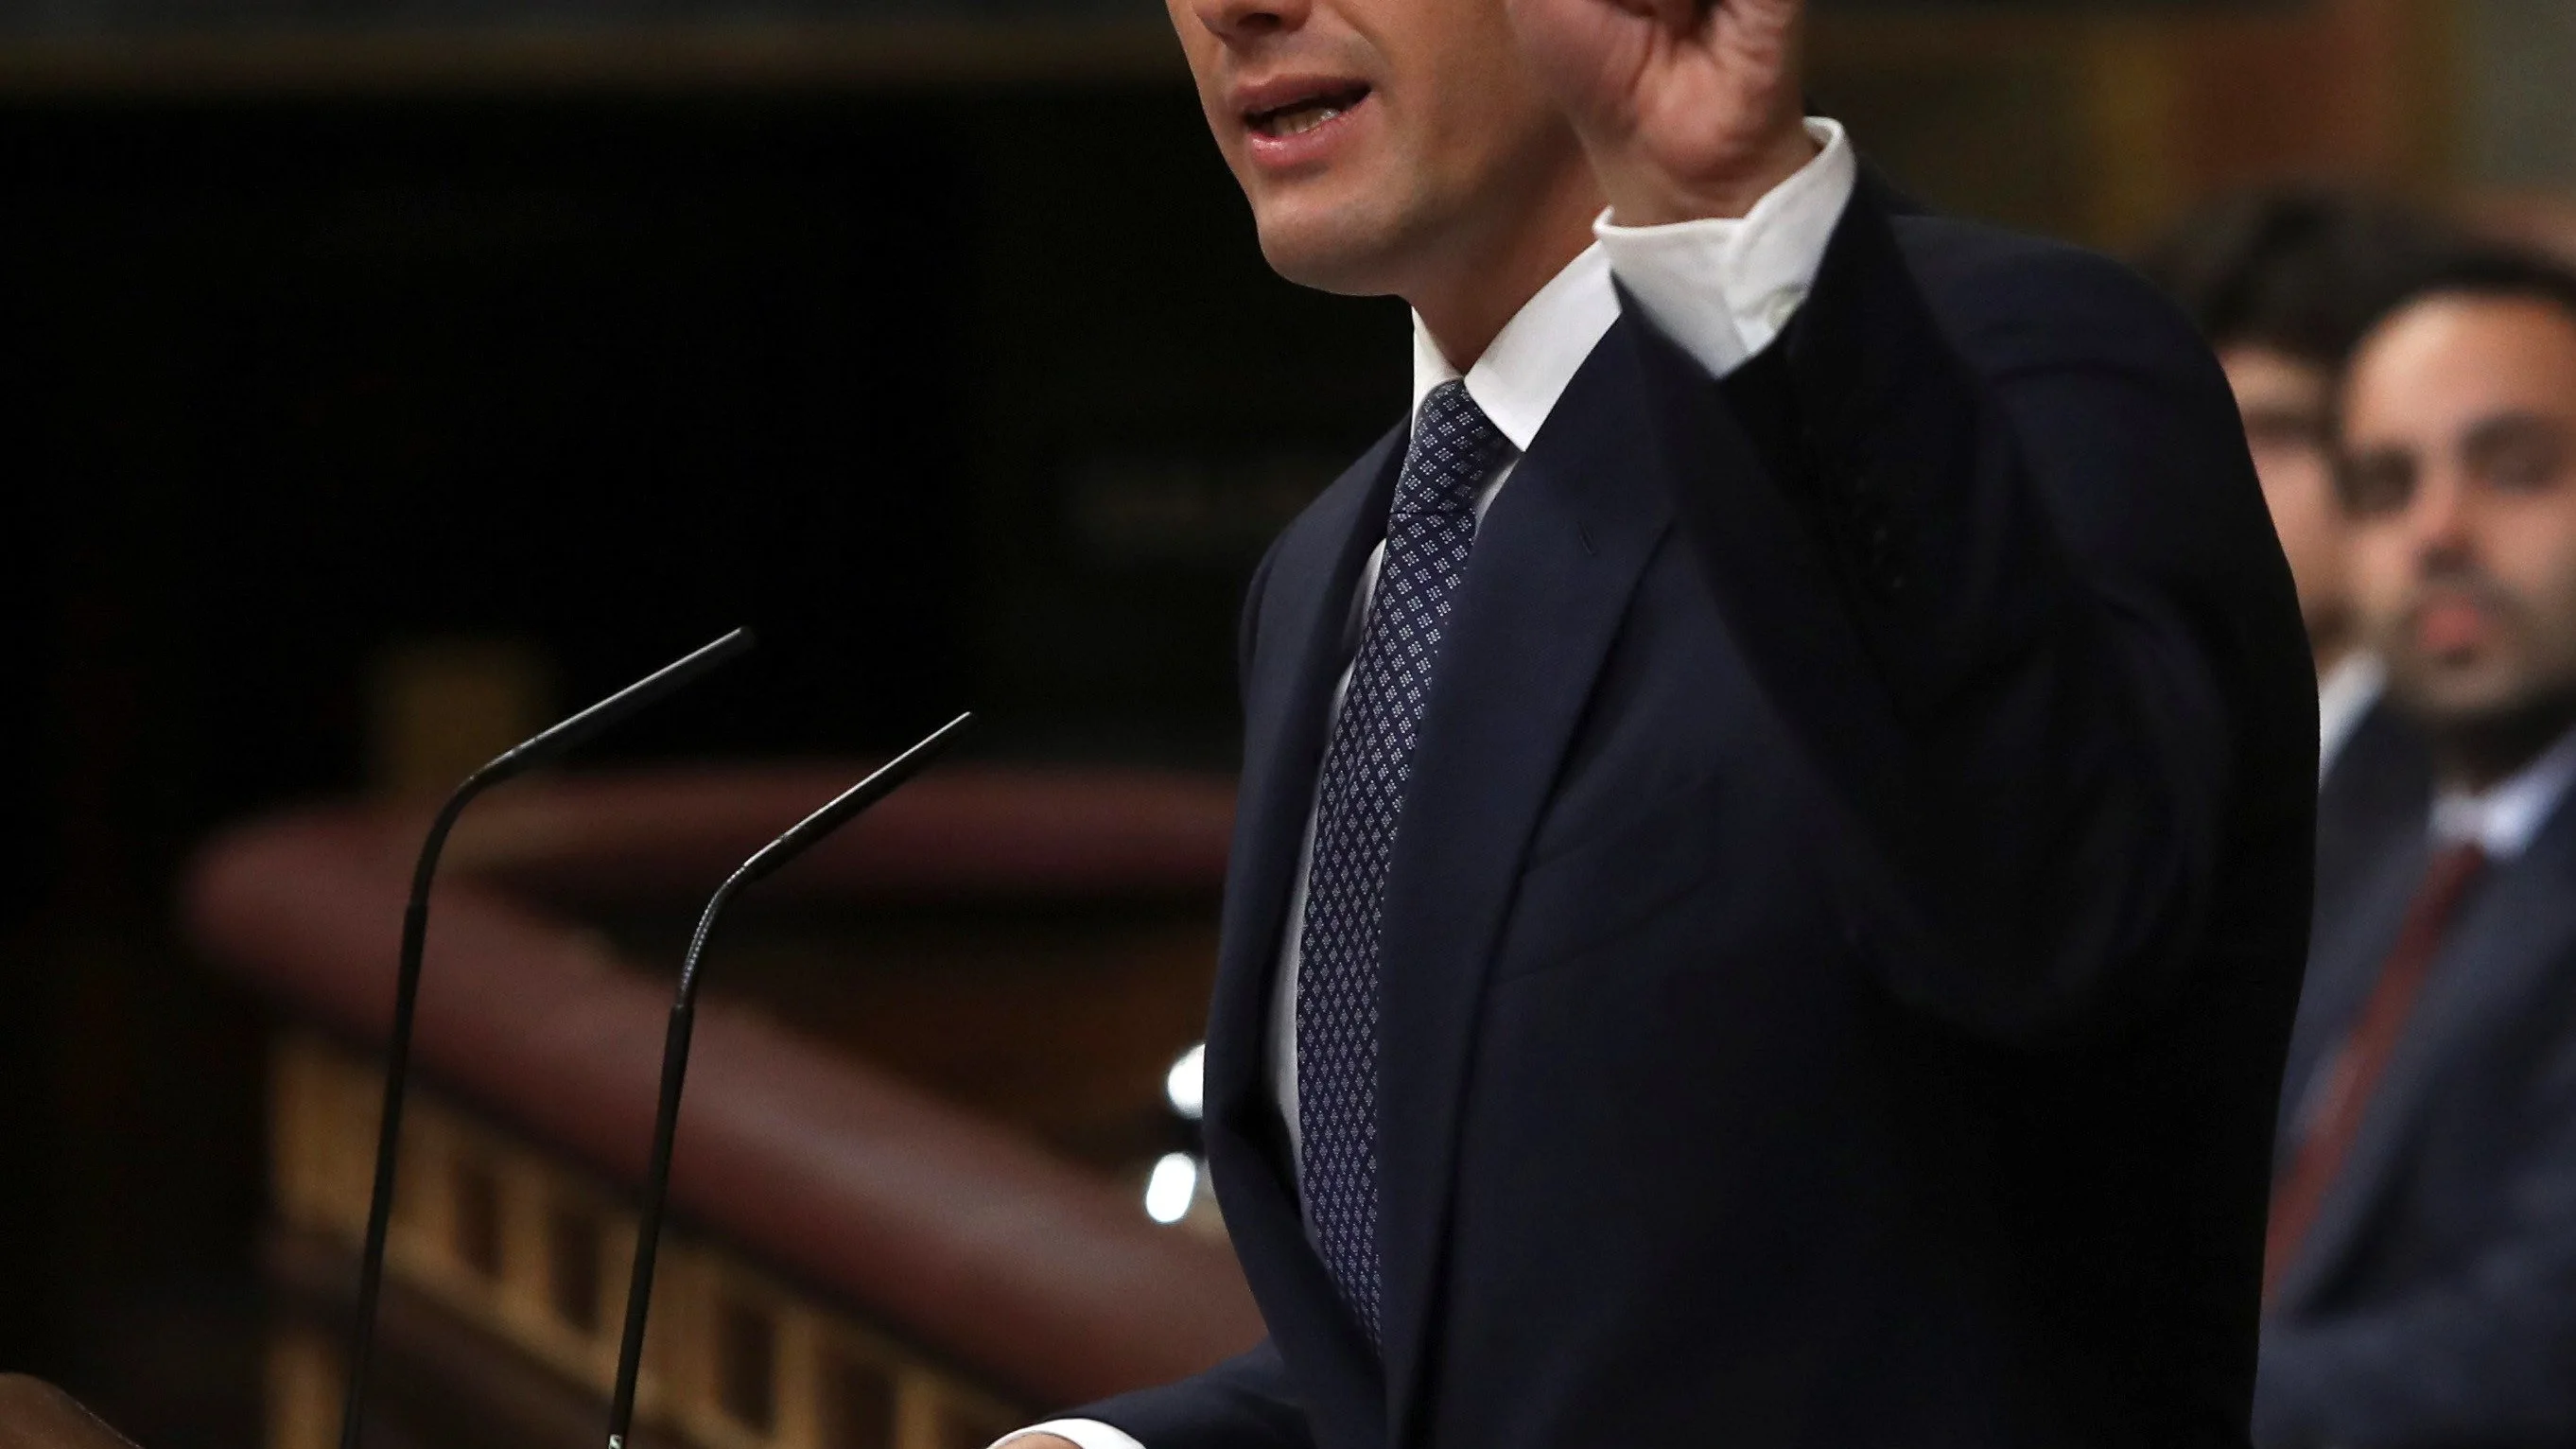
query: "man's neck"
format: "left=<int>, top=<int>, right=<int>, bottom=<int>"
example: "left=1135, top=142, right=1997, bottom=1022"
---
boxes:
left=2434, top=692, right=2576, bottom=796
left=2313, top=637, right=2356, bottom=685
left=2428, top=706, right=2576, bottom=862
left=2310, top=615, right=2359, bottom=682
left=1408, top=165, right=1605, bottom=370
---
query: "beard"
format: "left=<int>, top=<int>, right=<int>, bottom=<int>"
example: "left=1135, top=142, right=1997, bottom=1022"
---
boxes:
left=2389, top=559, right=2576, bottom=788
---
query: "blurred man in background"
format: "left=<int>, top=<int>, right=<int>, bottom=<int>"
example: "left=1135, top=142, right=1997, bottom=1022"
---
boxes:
left=2142, top=192, right=2454, bottom=919
left=2257, top=248, right=2576, bottom=1447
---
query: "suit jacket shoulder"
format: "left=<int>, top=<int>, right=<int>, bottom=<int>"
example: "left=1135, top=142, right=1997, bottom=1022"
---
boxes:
left=1885, top=211, right=2275, bottom=587
left=1891, top=212, right=2216, bottom=368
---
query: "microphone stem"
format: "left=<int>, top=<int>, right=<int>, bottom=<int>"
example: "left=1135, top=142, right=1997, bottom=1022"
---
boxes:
left=604, top=873, right=735, bottom=1449
left=327, top=628, right=753, bottom=1449
left=596, top=712, right=970, bottom=1449
left=605, top=1002, right=695, bottom=1449
left=339, top=776, right=492, bottom=1449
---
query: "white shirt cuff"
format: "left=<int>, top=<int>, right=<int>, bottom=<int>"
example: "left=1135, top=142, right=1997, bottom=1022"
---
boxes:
left=1593, top=117, right=1859, bottom=378
left=989, top=1420, right=1148, bottom=1449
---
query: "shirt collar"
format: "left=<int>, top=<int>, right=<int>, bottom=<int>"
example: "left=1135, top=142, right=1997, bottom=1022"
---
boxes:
left=2432, top=722, right=2576, bottom=862
left=2317, top=652, right=2387, bottom=782
left=1408, top=243, right=1619, bottom=452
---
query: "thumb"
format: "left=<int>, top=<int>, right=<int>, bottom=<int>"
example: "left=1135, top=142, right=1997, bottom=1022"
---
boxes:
left=1714, top=0, right=1803, bottom=44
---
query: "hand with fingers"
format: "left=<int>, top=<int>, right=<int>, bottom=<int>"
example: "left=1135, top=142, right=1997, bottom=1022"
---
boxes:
left=1506, top=0, right=1818, bottom=225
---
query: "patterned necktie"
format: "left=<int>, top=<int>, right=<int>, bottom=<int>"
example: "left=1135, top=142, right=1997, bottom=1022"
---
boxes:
left=2264, top=839, right=2489, bottom=1303
left=1297, top=380, right=1510, bottom=1347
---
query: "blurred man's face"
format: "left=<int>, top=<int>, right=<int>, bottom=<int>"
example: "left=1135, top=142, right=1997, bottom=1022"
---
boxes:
left=1163, top=0, right=1590, bottom=300
left=2341, top=294, right=2576, bottom=777
left=2221, top=345, right=2351, bottom=662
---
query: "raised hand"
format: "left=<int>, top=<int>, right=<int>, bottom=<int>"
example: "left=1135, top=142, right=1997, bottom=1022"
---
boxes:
left=1506, top=0, right=1816, bottom=224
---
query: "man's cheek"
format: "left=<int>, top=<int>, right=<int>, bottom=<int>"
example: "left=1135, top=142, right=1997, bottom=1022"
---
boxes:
left=2537, top=558, right=2576, bottom=675
left=2361, top=572, right=2421, bottom=655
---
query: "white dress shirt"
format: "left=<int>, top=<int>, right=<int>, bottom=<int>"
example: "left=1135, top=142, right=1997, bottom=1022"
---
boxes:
left=2430, top=722, right=2576, bottom=863
left=2317, top=652, right=2387, bottom=785
left=1001, top=119, right=1857, bottom=1449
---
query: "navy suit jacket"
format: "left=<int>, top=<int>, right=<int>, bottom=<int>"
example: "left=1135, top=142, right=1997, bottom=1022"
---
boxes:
left=1085, top=181, right=2316, bottom=1449
left=2259, top=790, right=2576, bottom=1447
left=2314, top=699, right=2432, bottom=939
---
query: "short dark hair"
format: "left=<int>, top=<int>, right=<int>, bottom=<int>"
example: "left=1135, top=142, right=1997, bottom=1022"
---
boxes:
left=2366, top=244, right=2576, bottom=341
left=2138, top=188, right=2463, bottom=366
left=2333, top=244, right=2576, bottom=520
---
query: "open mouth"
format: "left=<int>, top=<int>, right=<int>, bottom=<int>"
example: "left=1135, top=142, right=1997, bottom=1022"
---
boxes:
left=1246, top=84, right=1373, bottom=140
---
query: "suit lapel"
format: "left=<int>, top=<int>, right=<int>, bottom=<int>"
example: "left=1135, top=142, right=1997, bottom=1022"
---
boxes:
left=1201, top=427, right=1402, bottom=1445
left=1206, top=428, right=1401, bottom=1130
left=2278, top=798, right=2576, bottom=1308
left=1378, top=323, right=1674, bottom=1440
left=2276, top=835, right=2428, bottom=1161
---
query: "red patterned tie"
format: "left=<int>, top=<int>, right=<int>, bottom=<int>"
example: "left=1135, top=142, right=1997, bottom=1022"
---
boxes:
left=2265, top=840, right=2489, bottom=1304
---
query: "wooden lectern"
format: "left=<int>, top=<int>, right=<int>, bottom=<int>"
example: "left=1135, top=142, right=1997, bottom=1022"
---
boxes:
left=0, top=1377, right=140, bottom=1449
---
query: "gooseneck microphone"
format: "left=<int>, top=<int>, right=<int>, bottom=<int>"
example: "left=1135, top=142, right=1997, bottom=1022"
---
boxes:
left=339, top=629, right=757, bottom=1449
left=602, top=710, right=975, bottom=1449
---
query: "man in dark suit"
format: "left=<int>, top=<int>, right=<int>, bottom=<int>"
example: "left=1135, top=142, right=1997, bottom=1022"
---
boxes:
left=2139, top=191, right=2450, bottom=925
left=1002, top=0, right=2314, bottom=1444
left=2257, top=251, right=2576, bottom=1447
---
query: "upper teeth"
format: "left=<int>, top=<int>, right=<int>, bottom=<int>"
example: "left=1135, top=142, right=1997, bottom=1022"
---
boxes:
left=1276, top=104, right=1343, bottom=135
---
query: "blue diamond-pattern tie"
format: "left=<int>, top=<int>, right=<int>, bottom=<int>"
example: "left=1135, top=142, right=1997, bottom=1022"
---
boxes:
left=1297, top=380, right=1510, bottom=1348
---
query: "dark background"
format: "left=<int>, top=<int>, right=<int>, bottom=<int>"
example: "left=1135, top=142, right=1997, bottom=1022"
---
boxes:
left=0, top=81, right=1404, bottom=1444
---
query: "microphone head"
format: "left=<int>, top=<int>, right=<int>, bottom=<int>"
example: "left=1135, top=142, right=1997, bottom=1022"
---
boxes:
left=740, top=711, right=977, bottom=885
left=490, top=628, right=757, bottom=782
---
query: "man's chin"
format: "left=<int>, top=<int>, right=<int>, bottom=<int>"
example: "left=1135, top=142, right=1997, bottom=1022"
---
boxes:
left=1251, top=204, right=1407, bottom=299
left=2402, top=664, right=2521, bottom=722
left=2403, top=663, right=2576, bottom=758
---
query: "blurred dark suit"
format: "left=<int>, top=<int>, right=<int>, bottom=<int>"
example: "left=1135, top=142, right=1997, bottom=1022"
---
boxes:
left=2259, top=778, right=2576, bottom=1446
left=2313, top=699, right=2431, bottom=936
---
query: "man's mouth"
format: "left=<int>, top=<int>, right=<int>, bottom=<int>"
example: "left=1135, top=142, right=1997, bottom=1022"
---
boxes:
left=1246, top=85, right=1372, bottom=140
left=2416, top=596, right=2497, bottom=656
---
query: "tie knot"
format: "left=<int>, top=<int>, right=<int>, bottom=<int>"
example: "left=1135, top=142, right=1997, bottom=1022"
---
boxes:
left=1396, top=380, right=1510, bottom=519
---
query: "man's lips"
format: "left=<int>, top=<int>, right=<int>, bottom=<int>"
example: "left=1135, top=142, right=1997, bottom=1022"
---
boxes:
left=2416, top=595, right=2497, bottom=656
left=1236, top=78, right=1374, bottom=145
